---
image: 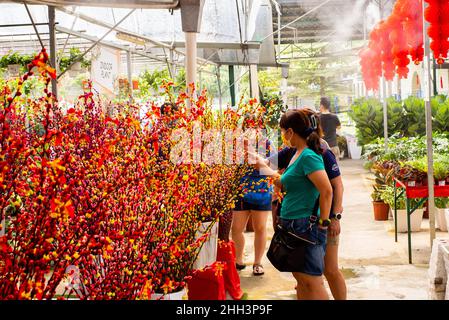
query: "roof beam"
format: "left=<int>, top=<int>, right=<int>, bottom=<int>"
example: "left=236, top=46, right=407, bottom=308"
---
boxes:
left=55, top=25, right=178, bottom=65
left=55, top=6, right=216, bottom=66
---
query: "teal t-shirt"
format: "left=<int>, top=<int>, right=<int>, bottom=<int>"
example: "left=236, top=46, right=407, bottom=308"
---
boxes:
left=280, top=148, right=325, bottom=219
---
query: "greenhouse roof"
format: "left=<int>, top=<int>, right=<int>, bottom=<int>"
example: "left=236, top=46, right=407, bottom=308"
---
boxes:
left=271, top=0, right=393, bottom=44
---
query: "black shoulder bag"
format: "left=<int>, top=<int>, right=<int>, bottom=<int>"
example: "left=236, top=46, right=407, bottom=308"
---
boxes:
left=266, top=199, right=320, bottom=272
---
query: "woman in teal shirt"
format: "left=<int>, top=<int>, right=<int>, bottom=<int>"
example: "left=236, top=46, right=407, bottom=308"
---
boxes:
left=255, top=109, right=333, bottom=300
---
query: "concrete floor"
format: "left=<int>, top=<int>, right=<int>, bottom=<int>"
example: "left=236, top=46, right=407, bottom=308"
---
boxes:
left=235, top=159, right=449, bottom=300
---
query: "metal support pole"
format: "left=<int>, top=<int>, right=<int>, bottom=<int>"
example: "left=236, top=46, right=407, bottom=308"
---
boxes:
left=379, top=1, right=388, bottom=151
left=57, top=9, right=135, bottom=79
left=423, top=0, right=436, bottom=245
left=185, top=32, right=197, bottom=96
left=126, top=51, right=133, bottom=101
left=24, top=3, right=45, bottom=51
left=48, top=6, right=57, bottom=98
left=261, top=0, right=333, bottom=42
left=229, top=65, right=236, bottom=106
left=216, top=65, right=222, bottom=113
left=407, top=198, right=412, bottom=264
left=394, top=182, right=398, bottom=243
left=381, top=76, right=388, bottom=151
left=433, top=58, right=438, bottom=96
left=363, top=2, right=367, bottom=41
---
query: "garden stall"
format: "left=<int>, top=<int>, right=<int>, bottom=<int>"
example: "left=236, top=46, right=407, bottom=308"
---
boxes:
left=358, top=0, right=449, bottom=248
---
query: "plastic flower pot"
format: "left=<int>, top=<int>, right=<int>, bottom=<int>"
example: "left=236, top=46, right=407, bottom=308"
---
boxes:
left=193, top=221, right=219, bottom=270
left=436, top=208, right=448, bottom=232
left=151, top=287, right=187, bottom=300
left=446, top=209, right=449, bottom=235
left=372, top=201, right=390, bottom=221
left=393, top=209, right=424, bottom=233
left=347, top=137, right=362, bottom=160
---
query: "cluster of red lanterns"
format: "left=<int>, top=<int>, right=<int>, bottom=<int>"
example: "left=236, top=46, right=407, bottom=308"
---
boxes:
left=359, top=27, right=382, bottom=91
left=424, top=0, right=449, bottom=64
left=360, top=0, right=449, bottom=91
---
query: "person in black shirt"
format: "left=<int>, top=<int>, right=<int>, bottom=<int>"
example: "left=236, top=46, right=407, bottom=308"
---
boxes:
left=319, top=97, right=341, bottom=161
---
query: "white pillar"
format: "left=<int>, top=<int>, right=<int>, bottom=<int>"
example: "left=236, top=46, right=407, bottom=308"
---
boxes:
left=126, top=51, right=133, bottom=101
left=423, top=0, right=436, bottom=246
left=281, top=78, right=288, bottom=105
left=185, top=32, right=197, bottom=94
left=249, top=64, right=259, bottom=99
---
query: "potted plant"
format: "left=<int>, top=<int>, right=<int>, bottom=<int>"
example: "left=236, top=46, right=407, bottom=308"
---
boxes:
left=381, top=186, right=424, bottom=232
left=435, top=198, right=448, bottom=232
left=434, top=154, right=449, bottom=186
left=372, top=185, right=390, bottom=221
left=337, top=135, right=348, bottom=159
left=370, top=164, right=393, bottom=221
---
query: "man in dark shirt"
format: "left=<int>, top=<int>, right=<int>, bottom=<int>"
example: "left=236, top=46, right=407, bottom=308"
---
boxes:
left=319, top=97, right=341, bottom=161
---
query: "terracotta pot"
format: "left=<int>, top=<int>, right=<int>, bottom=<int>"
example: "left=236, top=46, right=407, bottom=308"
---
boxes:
left=132, top=80, right=139, bottom=90
left=373, top=201, right=390, bottom=221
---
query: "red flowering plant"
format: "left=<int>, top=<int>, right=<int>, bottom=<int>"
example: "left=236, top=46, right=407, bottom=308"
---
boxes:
left=0, top=50, right=255, bottom=300
left=0, top=49, right=76, bottom=299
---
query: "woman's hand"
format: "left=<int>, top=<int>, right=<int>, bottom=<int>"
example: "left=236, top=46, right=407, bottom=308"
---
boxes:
left=328, top=219, right=341, bottom=237
left=248, top=151, right=269, bottom=170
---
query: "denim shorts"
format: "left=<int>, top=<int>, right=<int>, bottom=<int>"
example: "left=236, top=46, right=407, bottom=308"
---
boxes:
left=279, top=217, right=327, bottom=276
left=234, top=198, right=272, bottom=211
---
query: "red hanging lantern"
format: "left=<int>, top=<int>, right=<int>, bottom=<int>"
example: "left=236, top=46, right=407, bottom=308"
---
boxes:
left=359, top=26, right=383, bottom=91
left=401, top=0, right=424, bottom=65
left=389, top=2, right=411, bottom=79
left=378, top=20, right=396, bottom=81
left=425, top=0, right=449, bottom=64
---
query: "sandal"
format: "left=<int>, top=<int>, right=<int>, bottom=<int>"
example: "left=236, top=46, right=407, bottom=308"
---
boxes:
left=236, top=263, right=246, bottom=271
left=253, top=264, right=264, bottom=276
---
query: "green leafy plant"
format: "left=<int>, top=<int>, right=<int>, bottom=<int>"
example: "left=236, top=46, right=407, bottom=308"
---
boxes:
left=433, top=98, right=449, bottom=133
left=58, top=47, right=91, bottom=73
left=434, top=154, right=449, bottom=181
left=435, top=197, right=449, bottom=209
left=349, top=97, right=384, bottom=146
left=402, top=96, right=426, bottom=136
left=380, top=186, right=424, bottom=210
left=370, top=163, right=393, bottom=202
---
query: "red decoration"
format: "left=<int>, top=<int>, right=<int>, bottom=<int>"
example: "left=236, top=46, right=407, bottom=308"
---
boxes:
left=360, top=27, right=382, bottom=91
left=216, top=240, right=244, bottom=300
left=401, top=0, right=424, bottom=64
left=379, top=20, right=396, bottom=81
left=425, top=0, right=449, bottom=63
left=389, top=2, right=411, bottom=79
left=187, top=262, right=227, bottom=300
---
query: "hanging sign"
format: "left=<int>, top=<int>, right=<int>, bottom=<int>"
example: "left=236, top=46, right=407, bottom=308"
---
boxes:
left=7, top=64, right=20, bottom=78
left=91, top=46, right=120, bottom=96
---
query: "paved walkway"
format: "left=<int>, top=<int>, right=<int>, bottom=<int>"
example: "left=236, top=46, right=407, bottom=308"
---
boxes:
left=236, top=159, right=449, bottom=300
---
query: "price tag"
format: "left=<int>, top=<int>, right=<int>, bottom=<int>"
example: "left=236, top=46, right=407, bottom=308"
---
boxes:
left=408, top=181, right=416, bottom=187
